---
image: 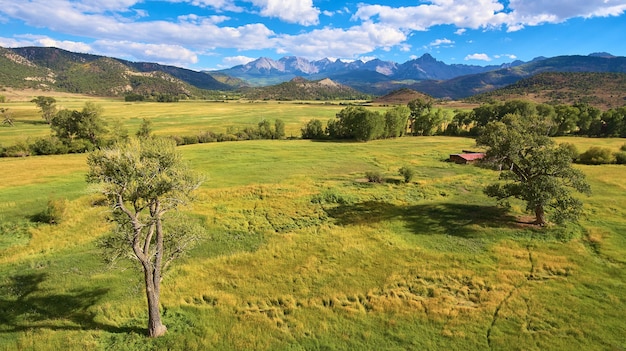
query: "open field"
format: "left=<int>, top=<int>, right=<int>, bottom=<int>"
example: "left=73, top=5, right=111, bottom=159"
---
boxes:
left=0, top=98, right=625, bottom=350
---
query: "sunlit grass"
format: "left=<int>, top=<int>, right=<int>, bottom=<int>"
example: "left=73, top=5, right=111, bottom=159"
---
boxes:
left=0, top=99, right=624, bottom=350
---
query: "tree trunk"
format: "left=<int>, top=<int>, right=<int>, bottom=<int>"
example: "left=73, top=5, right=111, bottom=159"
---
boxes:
left=534, top=204, right=546, bottom=226
left=144, top=268, right=167, bottom=337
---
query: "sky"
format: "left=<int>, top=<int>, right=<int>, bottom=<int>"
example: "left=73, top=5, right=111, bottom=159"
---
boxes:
left=0, top=0, right=625, bottom=71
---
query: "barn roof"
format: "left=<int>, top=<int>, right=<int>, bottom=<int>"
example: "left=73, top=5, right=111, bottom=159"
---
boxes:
left=451, top=153, right=485, bottom=161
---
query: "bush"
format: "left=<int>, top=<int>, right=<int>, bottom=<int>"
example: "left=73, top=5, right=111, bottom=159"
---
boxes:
left=30, top=137, right=68, bottom=155
left=559, top=142, right=580, bottom=162
left=33, top=198, right=68, bottom=224
left=198, top=131, right=217, bottom=143
left=621, top=143, right=626, bottom=152
left=614, top=151, right=626, bottom=165
left=2, top=141, right=31, bottom=157
left=398, top=166, right=415, bottom=183
left=365, top=171, right=384, bottom=183
left=578, top=146, right=616, bottom=165
left=302, top=119, right=326, bottom=139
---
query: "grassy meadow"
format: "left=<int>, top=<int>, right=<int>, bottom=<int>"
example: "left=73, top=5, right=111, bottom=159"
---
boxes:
left=0, top=95, right=625, bottom=350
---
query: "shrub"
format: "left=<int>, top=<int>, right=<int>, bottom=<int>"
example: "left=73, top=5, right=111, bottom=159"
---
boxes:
left=365, top=171, right=384, bottom=183
left=2, top=141, right=31, bottom=157
left=559, top=142, right=580, bottom=162
left=182, top=135, right=199, bottom=145
left=311, top=188, right=356, bottom=205
left=197, top=131, right=217, bottom=143
left=614, top=151, right=626, bottom=165
left=33, top=198, right=68, bottom=224
left=578, top=146, right=616, bottom=165
left=621, top=143, right=626, bottom=152
left=302, top=119, right=326, bottom=139
left=30, top=137, right=68, bottom=155
left=398, top=166, right=415, bottom=183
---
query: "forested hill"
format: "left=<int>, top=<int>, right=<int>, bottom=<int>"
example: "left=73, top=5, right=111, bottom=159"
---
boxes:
left=241, top=77, right=371, bottom=101
left=466, top=72, right=626, bottom=109
left=0, top=46, right=232, bottom=97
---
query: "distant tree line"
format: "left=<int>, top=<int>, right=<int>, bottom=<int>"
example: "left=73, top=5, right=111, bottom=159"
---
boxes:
left=0, top=96, right=287, bottom=157
left=444, top=100, right=626, bottom=138
left=302, top=98, right=626, bottom=141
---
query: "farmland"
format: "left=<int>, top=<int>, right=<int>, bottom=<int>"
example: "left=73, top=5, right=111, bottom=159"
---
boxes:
left=0, top=94, right=625, bottom=350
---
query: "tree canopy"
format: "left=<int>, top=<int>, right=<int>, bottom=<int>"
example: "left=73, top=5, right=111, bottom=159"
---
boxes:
left=477, top=114, right=591, bottom=226
left=87, top=137, right=203, bottom=337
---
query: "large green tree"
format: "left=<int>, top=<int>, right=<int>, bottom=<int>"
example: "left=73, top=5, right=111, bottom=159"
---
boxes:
left=87, top=137, right=202, bottom=337
left=51, top=102, right=108, bottom=151
left=477, top=114, right=591, bottom=226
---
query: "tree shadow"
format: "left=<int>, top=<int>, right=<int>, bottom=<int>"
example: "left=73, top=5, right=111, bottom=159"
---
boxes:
left=0, top=273, right=143, bottom=334
left=326, top=201, right=518, bottom=238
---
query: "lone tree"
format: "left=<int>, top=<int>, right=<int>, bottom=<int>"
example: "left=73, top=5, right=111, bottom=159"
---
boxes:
left=31, top=96, right=57, bottom=124
left=1, top=107, right=14, bottom=126
left=87, top=137, right=202, bottom=337
left=477, top=114, right=591, bottom=226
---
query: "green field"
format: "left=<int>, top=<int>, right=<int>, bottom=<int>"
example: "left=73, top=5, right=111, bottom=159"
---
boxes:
left=0, top=97, right=625, bottom=350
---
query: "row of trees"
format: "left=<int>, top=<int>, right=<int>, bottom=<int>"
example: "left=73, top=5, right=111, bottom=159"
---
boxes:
left=303, top=105, right=416, bottom=141
left=446, top=100, right=626, bottom=138
left=2, top=97, right=288, bottom=157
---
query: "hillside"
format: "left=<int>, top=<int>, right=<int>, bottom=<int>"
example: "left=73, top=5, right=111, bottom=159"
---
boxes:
left=412, top=55, right=626, bottom=100
left=467, top=72, right=626, bottom=109
left=0, top=46, right=232, bottom=97
left=373, top=88, right=433, bottom=105
left=241, top=77, right=371, bottom=101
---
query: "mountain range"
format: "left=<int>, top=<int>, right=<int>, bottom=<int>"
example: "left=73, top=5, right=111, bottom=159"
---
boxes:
left=1, top=46, right=626, bottom=101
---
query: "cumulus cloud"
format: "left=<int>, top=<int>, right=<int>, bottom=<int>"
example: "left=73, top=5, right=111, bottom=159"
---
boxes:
left=93, top=40, right=198, bottom=65
left=248, top=0, right=320, bottom=25
left=222, top=55, right=256, bottom=66
left=0, top=34, right=93, bottom=53
left=428, top=38, right=454, bottom=48
left=465, top=53, right=492, bottom=61
left=276, top=22, right=406, bottom=59
left=354, top=0, right=626, bottom=32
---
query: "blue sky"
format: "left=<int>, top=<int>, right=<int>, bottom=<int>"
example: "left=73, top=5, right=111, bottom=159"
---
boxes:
left=0, top=0, right=625, bottom=71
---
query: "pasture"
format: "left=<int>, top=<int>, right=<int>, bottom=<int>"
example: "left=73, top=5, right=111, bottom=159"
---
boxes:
left=0, top=95, right=624, bottom=350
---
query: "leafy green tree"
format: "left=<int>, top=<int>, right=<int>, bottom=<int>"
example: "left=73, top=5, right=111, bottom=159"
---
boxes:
left=407, top=98, right=433, bottom=135
left=274, top=119, right=286, bottom=139
left=552, top=105, right=580, bottom=136
left=31, top=96, right=57, bottom=124
left=87, top=137, right=203, bottom=337
left=329, top=106, right=385, bottom=141
left=384, top=105, right=410, bottom=138
left=301, top=119, right=325, bottom=139
left=477, top=114, right=591, bottom=226
left=258, top=119, right=273, bottom=139
left=51, top=102, right=108, bottom=151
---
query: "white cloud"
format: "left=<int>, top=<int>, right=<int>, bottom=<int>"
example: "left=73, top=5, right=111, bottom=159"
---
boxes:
left=455, top=28, right=467, bottom=35
left=93, top=40, right=198, bottom=65
left=276, top=22, right=406, bottom=59
left=248, top=0, right=320, bottom=25
left=465, top=53, right=492, bottom=61
left=354, top=0, right=626, bottom=33
left=0, top=34, right=93, bottom=53
left=222, top=55, right=256, bottom=66
left=428, top=38, right=454, bottom=48
left=494, top=54, right=518, bottom=60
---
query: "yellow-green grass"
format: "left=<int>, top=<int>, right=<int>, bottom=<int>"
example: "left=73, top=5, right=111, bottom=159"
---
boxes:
left=0, top=98, right=352, bottom=145
left=0, top=108, right=625, bottom=350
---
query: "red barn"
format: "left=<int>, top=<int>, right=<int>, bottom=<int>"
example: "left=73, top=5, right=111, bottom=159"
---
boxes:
left=449, top=152, right=485, bottom=164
